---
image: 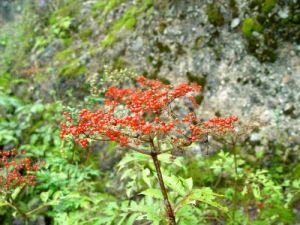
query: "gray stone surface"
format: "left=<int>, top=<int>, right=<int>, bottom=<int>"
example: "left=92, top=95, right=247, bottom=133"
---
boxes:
left=81, top=1, right=300, bottom=145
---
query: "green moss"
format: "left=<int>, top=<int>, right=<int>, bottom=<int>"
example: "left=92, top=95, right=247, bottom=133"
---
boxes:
left=229, top=0, right=239, bottom=18
left=186, top=72, right=207, bottom=87
left=49, top=0, right=81, bottom=25
left=242, top=1, right=300, bottom=62
left=59, top=58, right=86, bottom=77
left=262, top=0, right=277, bottom=14
left=109, top=0, right=153, bottom=33
left=207, top=4, right=225, bottom=26
left=112, top=57, right=126, bottom=69
left=99, top=0, right=153, bottom=47
left=100, top=34, right=117, bottom=47
left=55, top=47, right=87, bottom=77
left=158, top=77, right=171, bottom=85
left=242, top=18, right=263, bottom=38
left=79, top=28, right=93, bottom=41
left=112, top=6, right=138, bottom=31
left=92, top=0, right=125, bottom=17
left=55, top=48, right=76, bottom=61
left=292, top=14, right=300, bottom=23
left=260, top=48, right=277, bottom=62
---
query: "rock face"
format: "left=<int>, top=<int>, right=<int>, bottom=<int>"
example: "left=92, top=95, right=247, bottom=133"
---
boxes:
left=2, top=0, right=300, bottom=144
left=84, top=1, right=300, bottom=144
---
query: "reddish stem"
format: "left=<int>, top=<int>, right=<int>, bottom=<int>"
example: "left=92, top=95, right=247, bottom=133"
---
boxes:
left=149, top=137, right=176, bottom=225
left=151, top=153, right=176, bottom=225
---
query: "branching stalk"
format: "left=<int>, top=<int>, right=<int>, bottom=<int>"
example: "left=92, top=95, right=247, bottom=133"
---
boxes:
left=149, top=138, right=176, bottom=225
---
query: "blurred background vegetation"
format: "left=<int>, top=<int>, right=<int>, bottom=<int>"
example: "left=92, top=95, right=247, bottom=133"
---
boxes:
left=0, top=0, right=299, bottom=224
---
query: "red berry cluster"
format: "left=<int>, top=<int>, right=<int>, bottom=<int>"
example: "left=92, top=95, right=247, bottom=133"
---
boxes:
left=60, top=76, right=238, bottom=151
left=0, top=149, right=39, bottom=193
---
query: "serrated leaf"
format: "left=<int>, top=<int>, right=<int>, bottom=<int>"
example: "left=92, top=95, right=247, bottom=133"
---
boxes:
left=140, top=188, right=163, bottom=200
left=182, top=177, right=193, bottom=192
left=125, top=213, right=139, bottom=225
left=142, top=168, right=152, bottom=187
left=129, top=203, right=161, bottom=223
left=179, top=188, right=228, bottom=213
left=158, top=153, right=183, bottom=167
left=163, top=174, right=186, bottom=196
left=117, top=153, right=148, bottom=171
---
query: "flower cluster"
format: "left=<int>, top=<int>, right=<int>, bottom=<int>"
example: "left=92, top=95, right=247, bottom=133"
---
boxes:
left=60, top=76, right=238, bottom=152
left=0, top=149, right=39, bottom=193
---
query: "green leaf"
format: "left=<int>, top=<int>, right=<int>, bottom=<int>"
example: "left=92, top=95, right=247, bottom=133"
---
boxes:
left=11, top=187, right=22, bottom=200
left=125, top=213, right=139, bottom=225
left=182, top=177, right=193, bottom=192
left=40, top=191, right=50, bottom=203
left=142, top=168, right=152, bottom=187
left=140, top=189, right=163, bottom=200
left=0, top=201, right=9, bottom=208
left=163, top=174, right=186, bottom=196
left=129, top=203, right=161, bottom=224
left=179, top=188, right=228, bottom=213
left=53, top=191, right=62, bottom=201
left=117, top=153, right=148, bottom=171
left=158, top=153, right=183, bottom=167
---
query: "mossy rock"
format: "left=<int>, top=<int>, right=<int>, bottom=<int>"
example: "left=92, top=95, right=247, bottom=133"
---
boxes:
left=101, top=34, right=117, bottom=47
left=259, top=48, right=277, bottom=62
left=99, top=1, right=152, bottom=47
left=186, top=72, right=207, bottom=87
left=242, top=18, right=263, bottom=38
left=229, top=0, right=239, bottom=18
left=112, top=57, right=126, bottom=69
left=55, top=48, right=77, bottom=61
left=246, top=37, right=277, bottom=62
left=58, top=58, right=86, bottom=77
left=60, top=64, right=86, bottom=77
left=92, top=0, right=125, bottom=17
left=207, top=4, right=225, bottom=26
left=49, top=0, right=81, bottom=25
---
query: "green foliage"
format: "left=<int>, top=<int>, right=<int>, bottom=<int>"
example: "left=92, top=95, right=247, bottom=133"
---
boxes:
left=116, top=152, right=228, bottom=224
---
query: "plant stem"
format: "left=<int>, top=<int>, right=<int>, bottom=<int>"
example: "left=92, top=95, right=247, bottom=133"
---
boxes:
left=7, top=196, right=28, bottom=221
left=151, top=153, right=176, bottom=225
left=26, top=204, right=49, bottom=216
left=231, top=141, right=238, bottom=221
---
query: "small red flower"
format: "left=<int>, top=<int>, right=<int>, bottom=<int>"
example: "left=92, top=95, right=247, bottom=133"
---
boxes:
left=60, top=76, right=238, bottom=155
left=0, top=149, right=40, bottom=193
